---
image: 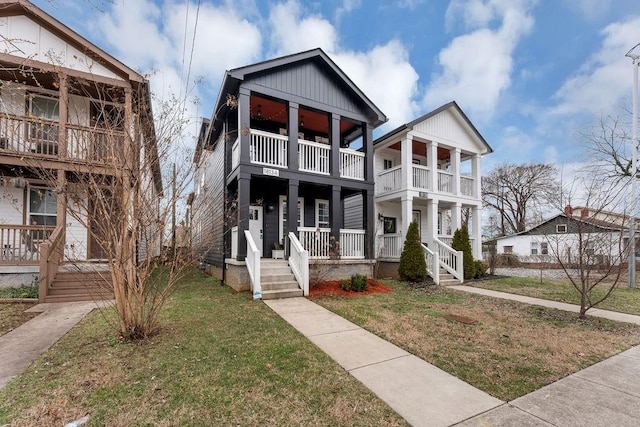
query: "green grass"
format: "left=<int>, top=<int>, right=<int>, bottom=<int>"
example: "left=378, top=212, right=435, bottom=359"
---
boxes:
left=0, top=284, right=38, bottom=299
left=0, top=267, right=406, bottom=426
left=469, top=276, right=640, bottom=316
left=312, top=281, right=640, bottom=401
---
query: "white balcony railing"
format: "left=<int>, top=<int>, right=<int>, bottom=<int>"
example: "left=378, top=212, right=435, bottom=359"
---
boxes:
left=377, top=233, right=402, bottom=258
left=297, top=227, right=330, bottom=258
left=299, top=140, right=329, bottom=175
left=339, top=148, right=365, bottom=180
left=437, top=170, right=454, bottom=194
left=250, top=129, right=288, bottom=168
left=339, top=229, right=365, bottom=259
left=376, top=166, right=401, bottom=194
left=460, top=176, right=474, bottom=197
left=288, top=232, right=309, bottom=296
left=412, top=165, right=430, bottom=191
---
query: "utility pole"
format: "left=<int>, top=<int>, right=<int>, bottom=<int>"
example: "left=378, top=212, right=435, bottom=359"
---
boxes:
left=626, top=43, right=640, bottom=288
left=171, top=163, right=176, bottom=258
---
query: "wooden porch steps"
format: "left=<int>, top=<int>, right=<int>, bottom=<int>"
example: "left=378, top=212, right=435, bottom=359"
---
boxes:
left=438, top=268, right=461, bottom=286
left=44, top=270, right=114, bottom=303
left=260, top=259, right=302, bottom=300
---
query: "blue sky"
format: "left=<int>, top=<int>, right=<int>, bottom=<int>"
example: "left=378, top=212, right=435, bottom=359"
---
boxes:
left=35, top=0, right=640, bottom=174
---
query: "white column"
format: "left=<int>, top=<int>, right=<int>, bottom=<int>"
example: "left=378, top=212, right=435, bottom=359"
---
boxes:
left=451, top=201, right=462, bottom=234
left=401, top=135, right=412, bottom=191
left=472, top=154, right=481, bottom=200
left=427, top=140, right=437, bottom=192
left=426, top=199, right=438, bottom=247
left=452, top=148, right=461, bottom=196
left=472, top=206, right=482, bottom=259
left=401, top=195, right=413, bottom=239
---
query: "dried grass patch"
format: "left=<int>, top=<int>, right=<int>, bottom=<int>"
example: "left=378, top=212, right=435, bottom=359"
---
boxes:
left=0, top=302, right=37, bottom=336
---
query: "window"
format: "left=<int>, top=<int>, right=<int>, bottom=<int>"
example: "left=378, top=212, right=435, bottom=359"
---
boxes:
left=316, top=200, right=330, bottom=228
left=503, top=246, right=513, bottom=254
left=29, top=187, right=57, bottom=226
left=383, top=159, right=393, bottom=170
left=556, top=224, right=567, bottom=233
left=279, top=196, right=304, bottom=242
left=92, top=102, right=124, bottom=130
left=541, top=242, right=548, bottom=255
left=383, top=217, right=396, bottom=234
left=530, top=242, right=538, bottom=255
left=585, top=241, right=595, bottom=256
left=29, top=95, right=59, bottom=147
left=412, top=158, right=420, bottom=165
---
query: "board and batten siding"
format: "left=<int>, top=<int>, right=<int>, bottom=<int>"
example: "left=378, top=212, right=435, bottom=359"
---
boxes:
left=343, top=194, right=363, bottom=230
left=413, top=109, right=480, bottom=153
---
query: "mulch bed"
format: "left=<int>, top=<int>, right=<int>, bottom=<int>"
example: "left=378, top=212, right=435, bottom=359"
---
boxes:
left=309, top=279, right=393, bottom=298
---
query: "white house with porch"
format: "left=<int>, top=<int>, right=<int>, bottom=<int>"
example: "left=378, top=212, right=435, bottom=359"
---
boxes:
left=374, top=102, right=492, bottom=283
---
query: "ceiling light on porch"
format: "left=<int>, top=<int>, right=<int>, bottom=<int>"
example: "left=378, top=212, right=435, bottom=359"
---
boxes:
left=257, top=104, right=262, bottom=118
left=300, top=115, right=305, bottom=127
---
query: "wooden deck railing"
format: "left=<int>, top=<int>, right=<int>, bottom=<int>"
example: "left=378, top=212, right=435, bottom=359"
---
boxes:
left=38, top=224, right=65, bottom=303
left=0, top=224, right=55, bottom=265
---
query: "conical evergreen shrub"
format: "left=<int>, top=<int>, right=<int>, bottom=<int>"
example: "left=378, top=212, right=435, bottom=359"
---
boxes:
left=451, top=226, right=474, bottom=279
left=398, top=221, right=427, bottom=282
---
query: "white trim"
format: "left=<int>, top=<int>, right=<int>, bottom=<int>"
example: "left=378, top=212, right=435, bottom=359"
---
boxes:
left=279, top=196, right=304, bottom=244
left=315, top=199, right=330, bottom=228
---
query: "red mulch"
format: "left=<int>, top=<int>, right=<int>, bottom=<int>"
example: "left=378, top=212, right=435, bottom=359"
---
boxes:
left=309, top=278, right=393, bottom=298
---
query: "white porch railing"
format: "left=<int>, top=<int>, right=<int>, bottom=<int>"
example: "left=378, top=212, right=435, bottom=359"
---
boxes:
left=422, top=243, right=439, bottom=284
left=288, top=232, right=309, bottom=296
left=460, top=176, right=474, bottom=197
left=250, top=129, right=288, bottom=168
left=231, top=226, right=238, bottom=259
left=299, top=139, right=329, bottom=174
left=339, top=229, right=365, bottom=259
left=339, top=148, right=365, bottom=180
left=244, top=230, right=261, bottom=300
left=437, top=235, right=453, bottom=247
left=231, top=138, right=239, bottom=169
left=433, top=237, right=463, bottom=283
left=412, top=165, right=431, bottom=191
left=377, top=233, right=402, bottom=258
left=437, top=170, right=454, bottom=194
left=376, top=166, right=401, bottom=194
left=297, top=227, right=330, bottom=258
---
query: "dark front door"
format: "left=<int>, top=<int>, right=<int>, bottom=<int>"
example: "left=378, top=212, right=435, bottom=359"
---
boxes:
left=88, top=196, right=108, bottom=260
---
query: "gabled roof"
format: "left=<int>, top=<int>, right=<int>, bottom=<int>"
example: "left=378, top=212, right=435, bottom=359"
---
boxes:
left=206, top=48, right=387, bottom=146
left=374, top=101, right=493, bottom=154
left=0, top=0, right=144, bottom=83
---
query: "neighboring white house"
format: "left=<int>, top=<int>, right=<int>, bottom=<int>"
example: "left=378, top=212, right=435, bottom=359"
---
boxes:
left=491, top=206, right=632, bottom=266
left=373, top=102, right=492, bottom=282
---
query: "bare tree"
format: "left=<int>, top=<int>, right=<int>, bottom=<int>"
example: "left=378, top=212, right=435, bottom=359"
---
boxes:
left=482, top=163, right=559, bottom=236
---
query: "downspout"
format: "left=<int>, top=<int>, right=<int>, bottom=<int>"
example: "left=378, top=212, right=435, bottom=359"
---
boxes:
left=221, top=120, right=228, bottom=286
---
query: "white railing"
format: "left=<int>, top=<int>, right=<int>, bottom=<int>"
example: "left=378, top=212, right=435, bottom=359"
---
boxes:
left=297, top=227, right=330, bottom=259
left=250, top=129, right=288, bottom=168
left=412, top=165, right=431, bottom=191
left=437, top=235, right=453, bottom=247
left=244, top=230, right=261, bottom=300
left=422, top=243, right=439, bottom=284
left=438, top=170, right=454, bottom=194
left=339, top=229, right=365, bottom=259
left=377, top=233, right=402, bottom=258
left=376, top=166, right=401, bottom=194
left=433, top=237, right=463, bottom=283
left=460, top=176, right=474, bottom=197
left=231, top=226, right=238, bottom=259
left=299, top=139, right=329, bottom=175
left=339, top=148, right=365, bottom=180
left=288, top=232, right=309, bottom=296
left=231, top=138, right=239, bottom=169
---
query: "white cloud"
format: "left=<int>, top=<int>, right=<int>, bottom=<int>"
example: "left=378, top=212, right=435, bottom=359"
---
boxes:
left=334, top=0, right=361, bottom=23
left=550, top=16, right=640, bottom=117
left=426, top=0, right=536, bottom=119
left=560, top=0, right=612, bottom=21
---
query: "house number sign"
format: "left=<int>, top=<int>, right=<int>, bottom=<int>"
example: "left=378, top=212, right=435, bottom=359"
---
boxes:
left=263, top=167, right=280, bottom=177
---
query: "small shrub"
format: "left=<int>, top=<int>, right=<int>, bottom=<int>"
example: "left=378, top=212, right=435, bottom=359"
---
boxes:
left=340, top=279, right=351, bottom=292
left=350, top=274, right=368, bottom=292
left=0, top=284, right=38, bottom=299
left=473, top=260, right=488, bottom=279
left=398, top=221, right=427, bottom=282
left=452, top=226, right=474, bottom=280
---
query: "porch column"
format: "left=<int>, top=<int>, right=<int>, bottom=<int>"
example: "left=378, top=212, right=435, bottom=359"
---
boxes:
left=330, top=113, right=340, bottom=178
left=364, top=189, right=375, bottom=259
left=288, top=102, right=299, bottom=171
left=286, top=179, right=299, bottom=236
left=451, top=202, right=462, bottom=234
left=426, top=199, right=438, bottom=247
left=427, top=140, right=438, bottom=192
left=238, top=88, right=251, bottom=165
left=452, top=148, right=461, bottom=196
left=237, top=173, right=250, bottom=261
left=56, top=72, right=68, bottom=232
left=472, top=206, right=482, bottom=258
left=472, top=154, right=481, bottom=199
left=401, top=195, right=413, bottom=238
left=401, top=135, right=412, bottom=191
left=331, top=185, right=342, bottom=250
left=364, top=123, right=374, bottom=182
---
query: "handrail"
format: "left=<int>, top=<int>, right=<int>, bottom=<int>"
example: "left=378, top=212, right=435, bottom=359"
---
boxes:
left=288, top=232, right=309, bottom=296
left=38, top=224, right=65, bottom=303
left=244, top=230, right=261, bottom=300
left=422, top=243, right=439, bottom=284
left=433, top=237, right=463, bottom=283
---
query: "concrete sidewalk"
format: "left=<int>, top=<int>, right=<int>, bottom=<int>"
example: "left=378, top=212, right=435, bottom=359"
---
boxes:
left=0, top=300, right=109, bottom=389
left=264, top=297, right=503, bottom=427
left=450, top=285, right=640, bottom=325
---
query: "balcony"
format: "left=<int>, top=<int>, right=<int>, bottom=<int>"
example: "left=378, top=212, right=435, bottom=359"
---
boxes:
left=375, top=164, right=477, bottom=198
left=231, top=129, right=365, bottom=180
left=0, top=113, right=123, bottom=165
left=0, top=224, right=55, bottom=265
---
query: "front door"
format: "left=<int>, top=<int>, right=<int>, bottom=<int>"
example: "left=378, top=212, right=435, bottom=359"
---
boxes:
left=88, top=196, right=108, bottom=260
left=249, top=205, right=263, bottom=257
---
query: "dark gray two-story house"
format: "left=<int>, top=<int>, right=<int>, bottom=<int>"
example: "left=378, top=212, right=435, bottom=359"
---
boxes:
left=190, top=48, right=387, bottom=298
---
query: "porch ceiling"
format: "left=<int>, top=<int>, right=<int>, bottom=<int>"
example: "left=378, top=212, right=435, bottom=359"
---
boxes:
left=387, top=140, right=472, bottom=161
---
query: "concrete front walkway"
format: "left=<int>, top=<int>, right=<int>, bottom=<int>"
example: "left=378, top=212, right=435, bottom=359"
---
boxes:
left=264, top=297, right=503, bottom=427
left=0, top=300, right=109, bottom=389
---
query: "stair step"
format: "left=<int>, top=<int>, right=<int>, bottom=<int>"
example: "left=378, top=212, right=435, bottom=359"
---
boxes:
left=262, top=280, right=299, bottom=291
left=44, top=293, right=114, bottom=303
left=48, top=286, right=112, bottom=296
left=261, top=273, right=296, bottom=282
left=261, top=288, right=303, bottom=300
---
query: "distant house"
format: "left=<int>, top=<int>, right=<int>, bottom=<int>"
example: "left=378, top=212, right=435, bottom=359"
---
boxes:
left=189, top=48, right=386, bottom=298
left=491, top=206, right=633, bottom=266
left=0, top=0, right=161, bottom=301
left=373, top=102, right=492, bottom=283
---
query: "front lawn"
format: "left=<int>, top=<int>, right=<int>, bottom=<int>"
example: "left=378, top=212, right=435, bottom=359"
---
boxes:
left=312, top=281, right=640, bottom=401
left=0, top=267, right=405, bottom=426
left=0, top=302, right=37, bottom=337
left=468, top=276, right=640, bottom=316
